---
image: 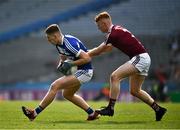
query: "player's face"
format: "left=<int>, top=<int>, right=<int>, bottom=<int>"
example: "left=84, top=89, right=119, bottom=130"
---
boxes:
left=96, top=19, right=109, bottom=33
left=46, top=33, right=60, bottom=45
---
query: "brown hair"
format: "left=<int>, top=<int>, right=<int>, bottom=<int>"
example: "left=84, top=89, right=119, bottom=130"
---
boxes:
left=94, top=11, right=111, bottom=22
left=45, top=24, right=60, bottom=34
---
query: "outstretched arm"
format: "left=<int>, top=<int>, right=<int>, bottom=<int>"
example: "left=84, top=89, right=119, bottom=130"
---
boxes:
left=88, top=42, right=113, bottom=57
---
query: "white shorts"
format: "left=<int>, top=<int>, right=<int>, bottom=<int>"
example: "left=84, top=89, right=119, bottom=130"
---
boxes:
left=74, top=69, right=93, bottom=84
left=128, top=53, right=151, bottom=76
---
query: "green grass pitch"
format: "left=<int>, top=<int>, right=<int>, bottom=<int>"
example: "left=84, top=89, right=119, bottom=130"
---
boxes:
left=0, top=101, right=180, bottom=129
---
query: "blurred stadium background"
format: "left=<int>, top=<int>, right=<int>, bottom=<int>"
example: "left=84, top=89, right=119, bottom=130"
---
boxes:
left=0, top=0, right=180, bottom=102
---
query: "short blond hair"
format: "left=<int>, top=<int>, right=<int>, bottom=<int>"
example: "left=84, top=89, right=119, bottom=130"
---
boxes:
left=94, top=11, right=111, bottom=22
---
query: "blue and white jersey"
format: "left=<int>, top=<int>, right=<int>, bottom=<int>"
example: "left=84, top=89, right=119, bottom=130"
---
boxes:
left=56, top=34, right=92, bottom=70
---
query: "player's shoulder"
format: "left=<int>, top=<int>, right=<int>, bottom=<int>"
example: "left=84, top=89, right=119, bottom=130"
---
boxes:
left=64, top=35, right=75, bottom=43
left=64, top=34, right=82, bottom=48
left=64, top=34, right=81, bottom=43
left=64, top=34, right=76, bottom=41
left=112, top=25, right=124, bottom=31
left=112, top=25, right=131, bottom=35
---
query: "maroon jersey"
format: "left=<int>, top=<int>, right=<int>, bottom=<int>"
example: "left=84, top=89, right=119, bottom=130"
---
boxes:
left=105, top=25, right=146, bottom=58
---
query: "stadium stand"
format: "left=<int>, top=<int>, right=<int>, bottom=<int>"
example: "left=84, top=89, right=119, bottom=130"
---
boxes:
left=0, top=0, right=121, bottom=43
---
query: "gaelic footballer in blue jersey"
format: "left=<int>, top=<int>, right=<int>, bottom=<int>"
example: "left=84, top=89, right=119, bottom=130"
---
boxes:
left=21, top=24, right=100, bottom=121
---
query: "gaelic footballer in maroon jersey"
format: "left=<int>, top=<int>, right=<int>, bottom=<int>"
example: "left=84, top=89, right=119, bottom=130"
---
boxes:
left=88, top=11, right=167, bottom=121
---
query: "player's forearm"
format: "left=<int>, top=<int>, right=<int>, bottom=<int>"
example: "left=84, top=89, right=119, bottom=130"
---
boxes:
left=88, top=47, right=102, bottom=57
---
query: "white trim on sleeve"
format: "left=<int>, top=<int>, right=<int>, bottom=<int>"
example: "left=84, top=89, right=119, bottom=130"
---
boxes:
left=76, top=49, right=82, bottom=57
